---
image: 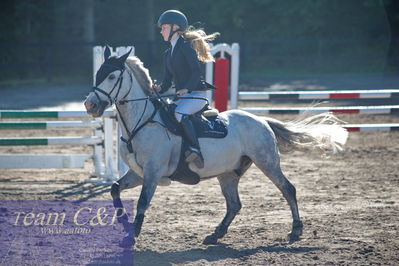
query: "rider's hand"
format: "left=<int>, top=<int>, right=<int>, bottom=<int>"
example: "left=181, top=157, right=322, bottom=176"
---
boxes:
left=152, top=84, right=161, bottom=93
left=177, top=89, right=189, bottom=96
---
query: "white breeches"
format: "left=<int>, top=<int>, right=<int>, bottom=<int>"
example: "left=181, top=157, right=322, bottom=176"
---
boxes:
left=174, top=91, right=208, bottom=122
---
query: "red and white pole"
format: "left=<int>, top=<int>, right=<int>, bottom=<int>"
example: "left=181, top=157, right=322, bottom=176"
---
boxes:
left=205, top=43, right=240, bottom=110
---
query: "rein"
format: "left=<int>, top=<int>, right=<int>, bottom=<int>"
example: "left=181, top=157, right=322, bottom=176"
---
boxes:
left=117, top=99, right=153, bottom=153
left=118, top=93, right=209, bottom=153
left=117, top=92, right=182, bottom=152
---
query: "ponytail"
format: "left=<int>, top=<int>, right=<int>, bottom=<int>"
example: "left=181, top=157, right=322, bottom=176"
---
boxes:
left=182, top=26, right=220, bottom=62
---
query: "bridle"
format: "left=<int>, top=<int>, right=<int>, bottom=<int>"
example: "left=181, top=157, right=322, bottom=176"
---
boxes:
left=92, top=64, right=132, bottom=106
left=92, top=64, right=163, bottom=153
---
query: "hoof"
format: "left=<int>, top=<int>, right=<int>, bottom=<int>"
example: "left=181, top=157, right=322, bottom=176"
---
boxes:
left=288, top=232, right=301, bottom=243
left=133, top=214, right=144, bottom=238
left=119, top=234, right=135, bottom=248
left=134, top=228, right=140, bottom=238
left=122, top=221, right=134, bottom=235
left=203, top=234, right=218, bottom=245
left=288, top=220, right=303, bottom=242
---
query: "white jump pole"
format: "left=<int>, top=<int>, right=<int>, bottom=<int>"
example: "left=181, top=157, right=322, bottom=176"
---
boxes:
left=0, top=154, right=92, bottom=169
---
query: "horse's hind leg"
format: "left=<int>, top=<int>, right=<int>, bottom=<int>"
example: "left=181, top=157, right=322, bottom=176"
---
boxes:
left=252, top=153, right=303, bottom=242
left=203, top=157, right=252, bottom=245
left=110, top=169, right=143, bottom=248
left=203, top=172, right=242, bottom=245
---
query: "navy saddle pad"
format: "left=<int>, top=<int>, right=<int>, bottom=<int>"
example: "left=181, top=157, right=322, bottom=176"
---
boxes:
left=158, top=104, right=228, bottom=139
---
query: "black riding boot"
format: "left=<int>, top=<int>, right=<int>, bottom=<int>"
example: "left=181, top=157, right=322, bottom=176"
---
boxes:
left=180, top=115, right=204, bottom=168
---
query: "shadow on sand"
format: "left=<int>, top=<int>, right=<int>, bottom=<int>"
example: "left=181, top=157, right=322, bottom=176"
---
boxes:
left=0, top=178, right=111, bottom=201
left=48, top=181, right=111, bottom=201
left=130, top=242, right=325, bottom=266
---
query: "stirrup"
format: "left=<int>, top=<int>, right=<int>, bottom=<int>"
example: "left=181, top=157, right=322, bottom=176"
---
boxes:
left=185, top=148, right=204, bottom=168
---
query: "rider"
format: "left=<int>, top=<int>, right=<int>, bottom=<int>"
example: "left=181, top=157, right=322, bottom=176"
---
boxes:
left=153, top=10, right=219, bottom=169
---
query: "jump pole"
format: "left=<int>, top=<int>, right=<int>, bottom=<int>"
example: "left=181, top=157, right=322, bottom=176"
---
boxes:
left=0, top=110, right=113, bottom=118
left=0, top=121, right=102, bottom=129
left=0, top=136, right=102, bottom=146
left=344, top=123, right=399, bottom=132
left=238, top=89, right=399, bottom=100
left=206, top=43, right=240, bottom=110
left=242, top=105, right=399, bottom=115
left=0, top=154, right=92, bottom=169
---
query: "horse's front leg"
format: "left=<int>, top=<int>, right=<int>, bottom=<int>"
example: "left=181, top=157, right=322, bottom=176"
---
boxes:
left=111, top=169, right=143, bottom=248
left=133, top=163, right=162, bottom=238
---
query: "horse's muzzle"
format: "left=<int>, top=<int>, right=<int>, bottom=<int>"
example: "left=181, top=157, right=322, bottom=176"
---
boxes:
left=84, top=97, right=108, bottom=117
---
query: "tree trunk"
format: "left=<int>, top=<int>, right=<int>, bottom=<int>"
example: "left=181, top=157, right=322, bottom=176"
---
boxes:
left=146, top=0, right=156, bottom=65
left=83, top=0, right=95, bottom=44
left=384, top=0, right=399, bottom=71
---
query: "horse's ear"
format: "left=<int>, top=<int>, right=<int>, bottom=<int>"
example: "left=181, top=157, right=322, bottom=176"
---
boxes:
left=104, top=45, right=111, bottom=60
left=118, top=48, right=132, bottom=64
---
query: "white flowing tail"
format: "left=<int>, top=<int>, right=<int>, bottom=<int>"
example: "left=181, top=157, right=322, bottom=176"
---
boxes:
left=266, top=112, right=348, bottom=154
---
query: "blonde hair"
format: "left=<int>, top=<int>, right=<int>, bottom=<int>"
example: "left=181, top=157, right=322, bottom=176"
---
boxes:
left=182, top=26, right=220, bottom=62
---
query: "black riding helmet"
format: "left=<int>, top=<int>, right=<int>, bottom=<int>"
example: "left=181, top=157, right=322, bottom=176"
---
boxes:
left=157, top=10, right=188, bottom=41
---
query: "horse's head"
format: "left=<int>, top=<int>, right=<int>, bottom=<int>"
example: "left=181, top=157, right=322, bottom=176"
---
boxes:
left=85, top=46, right=132, bottom=117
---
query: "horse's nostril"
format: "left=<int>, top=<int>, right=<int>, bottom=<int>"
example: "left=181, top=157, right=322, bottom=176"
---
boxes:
left=84, top=101, right=96, bottom=110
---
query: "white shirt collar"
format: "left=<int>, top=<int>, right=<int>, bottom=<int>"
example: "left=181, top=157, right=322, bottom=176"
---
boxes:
left=170, top=36, right=179, bottom=54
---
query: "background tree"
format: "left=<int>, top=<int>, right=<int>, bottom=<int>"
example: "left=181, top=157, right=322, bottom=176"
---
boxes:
left=0, top=0, right=397, bottom=85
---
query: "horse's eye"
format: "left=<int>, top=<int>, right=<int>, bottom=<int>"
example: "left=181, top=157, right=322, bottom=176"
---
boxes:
left=108, top=74, right=115, bottom=80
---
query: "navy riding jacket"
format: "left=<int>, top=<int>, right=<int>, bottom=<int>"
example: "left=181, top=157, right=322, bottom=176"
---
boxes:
left=160, top=37, right=209, bottom=93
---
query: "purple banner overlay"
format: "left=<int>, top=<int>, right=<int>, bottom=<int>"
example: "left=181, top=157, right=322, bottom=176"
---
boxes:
left=0, top=200, right=135, bottom=266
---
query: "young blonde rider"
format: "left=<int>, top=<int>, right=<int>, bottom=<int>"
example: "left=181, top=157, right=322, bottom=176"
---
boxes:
left=153, top=10, right=219, bottom=168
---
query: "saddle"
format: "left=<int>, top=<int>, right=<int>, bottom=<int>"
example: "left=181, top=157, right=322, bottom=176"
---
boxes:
left=158, top=104, right=228, bottom=139
left=153, top=99, right=228, bottom=185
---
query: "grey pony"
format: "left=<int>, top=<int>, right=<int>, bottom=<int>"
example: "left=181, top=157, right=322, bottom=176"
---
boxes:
left=84, top=49, right=348, bottom=247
